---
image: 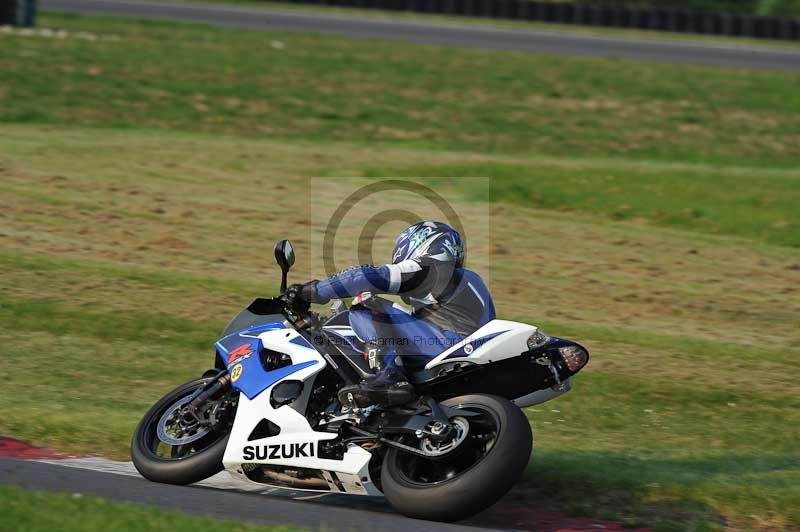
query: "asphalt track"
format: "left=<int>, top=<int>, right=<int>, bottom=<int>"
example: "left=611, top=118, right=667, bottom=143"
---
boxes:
left=0, top=436, right=652, bottom=532
left=42, top=0, right=800, bottom=70
left=0, top=458, right=507, bottom=532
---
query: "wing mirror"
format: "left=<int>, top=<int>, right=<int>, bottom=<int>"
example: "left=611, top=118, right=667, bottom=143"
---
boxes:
left=274, top=239, right=295, bottom=293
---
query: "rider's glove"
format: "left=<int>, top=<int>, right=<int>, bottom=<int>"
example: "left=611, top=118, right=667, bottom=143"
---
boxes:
left=285, top=284, right=310, bottom=314
left=287, top=281, right=330, bottom=305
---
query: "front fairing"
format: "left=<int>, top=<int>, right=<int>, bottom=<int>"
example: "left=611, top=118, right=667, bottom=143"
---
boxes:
left=216, top=326, right=318, bottom=400
left=215, top=297, right=313, bottom=400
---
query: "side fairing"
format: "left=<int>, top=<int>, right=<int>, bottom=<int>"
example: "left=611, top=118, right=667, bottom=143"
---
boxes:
left=221, top=327, right=381, bottom=495
left=424, top=319, right=536, bottom=369
left=216, top=323, right=317, bottom=400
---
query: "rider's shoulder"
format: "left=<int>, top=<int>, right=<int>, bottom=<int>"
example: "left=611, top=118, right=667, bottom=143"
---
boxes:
left=459, top=267, right=489, bottom=285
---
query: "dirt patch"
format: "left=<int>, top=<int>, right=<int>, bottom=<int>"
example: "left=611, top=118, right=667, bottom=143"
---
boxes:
left=148, top=235, right=190, bottom=249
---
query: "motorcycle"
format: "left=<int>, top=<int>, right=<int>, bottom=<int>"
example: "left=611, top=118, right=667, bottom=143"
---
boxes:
left=131, top=239, right=590, bottom=522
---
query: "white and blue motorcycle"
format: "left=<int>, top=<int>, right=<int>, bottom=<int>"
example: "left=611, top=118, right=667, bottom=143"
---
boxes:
left=132, top=240, right=589, bottom=522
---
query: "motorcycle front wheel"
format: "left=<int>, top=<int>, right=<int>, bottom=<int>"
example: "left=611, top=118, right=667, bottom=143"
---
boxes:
left=131, top=377, right=237, bottom=485
left=380, top=394, right=532, bottom=522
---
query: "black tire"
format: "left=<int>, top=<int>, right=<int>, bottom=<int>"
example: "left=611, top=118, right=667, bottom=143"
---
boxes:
left=131, top=377, right=231, bottom=485
left=380, top=394, right=532, bottom=522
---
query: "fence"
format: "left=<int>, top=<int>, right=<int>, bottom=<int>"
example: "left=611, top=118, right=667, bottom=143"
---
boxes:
left=267, top=0, right=800, bottom=40
left=0, top=0, right=37, bottom=27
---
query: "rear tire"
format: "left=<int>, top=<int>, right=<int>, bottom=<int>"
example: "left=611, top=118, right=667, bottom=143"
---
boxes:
left=131, top=378, right=231, bottom=485
left=380, top=394, right=532, bottom=522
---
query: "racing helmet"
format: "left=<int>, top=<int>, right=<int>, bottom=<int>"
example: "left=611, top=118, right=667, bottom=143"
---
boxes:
left=392, top=221, right=464, bottom=267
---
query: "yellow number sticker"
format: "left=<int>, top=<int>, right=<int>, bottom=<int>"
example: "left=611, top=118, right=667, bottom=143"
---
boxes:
left=230, top=364, right=243, bottom=382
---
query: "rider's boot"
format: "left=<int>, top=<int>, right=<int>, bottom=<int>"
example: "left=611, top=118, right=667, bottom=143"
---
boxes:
left=337, top=343, right=415, bottom=409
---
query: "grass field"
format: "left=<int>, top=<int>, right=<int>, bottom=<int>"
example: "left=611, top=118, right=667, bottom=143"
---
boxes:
left=1, top=12, right=799, bottom=532
left=3, top=15, right=800, bottom=168
left=0, top=485, right=301, bottom=532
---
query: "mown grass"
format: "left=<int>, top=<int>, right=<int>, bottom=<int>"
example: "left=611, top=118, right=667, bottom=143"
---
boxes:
left=368, top=163, right=800, bottom=247
left=1, top=11, right=799, bottom=532
left=1, top=13, right=800, bottom=168
left=0, top=485, right=303, bottom=532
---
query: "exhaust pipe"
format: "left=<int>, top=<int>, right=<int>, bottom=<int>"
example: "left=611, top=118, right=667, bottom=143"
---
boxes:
left=242, top=463, right=330, bottom=490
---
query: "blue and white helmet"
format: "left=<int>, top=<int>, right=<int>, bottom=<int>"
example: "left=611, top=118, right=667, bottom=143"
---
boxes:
left=392, top=221, right=464, bottom=267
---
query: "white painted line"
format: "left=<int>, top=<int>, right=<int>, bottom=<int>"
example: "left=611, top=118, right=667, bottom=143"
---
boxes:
left=36, top=457, right=282, bottom=495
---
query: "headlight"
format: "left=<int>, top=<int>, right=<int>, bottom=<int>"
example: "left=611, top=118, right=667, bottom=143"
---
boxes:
left=527, top=329, right=550, bottom=350
left=559, top=345, right=589, bottom=372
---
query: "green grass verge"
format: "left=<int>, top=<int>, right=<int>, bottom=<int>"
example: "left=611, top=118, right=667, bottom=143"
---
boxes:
left=2, top=13, right=800, bottom=169
left=371, top=163, right=800, bottom=247
left=0, top=485, right=303, bottom=532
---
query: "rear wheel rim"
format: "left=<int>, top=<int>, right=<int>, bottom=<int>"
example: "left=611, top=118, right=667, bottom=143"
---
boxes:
left=393, top=402, right=501, bottom=486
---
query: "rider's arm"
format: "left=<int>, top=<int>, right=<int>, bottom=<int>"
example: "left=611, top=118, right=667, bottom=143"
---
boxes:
left=307, top=259, right=436, bottom=303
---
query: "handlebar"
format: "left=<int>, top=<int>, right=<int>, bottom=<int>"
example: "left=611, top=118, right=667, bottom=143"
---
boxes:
left=279, top=289, right=391, bottom=333
left=278, top=291, right=319, bottom=332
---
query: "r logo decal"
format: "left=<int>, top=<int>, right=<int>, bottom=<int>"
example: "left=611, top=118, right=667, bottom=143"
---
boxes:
left=227, top=343, right=254, bottom=365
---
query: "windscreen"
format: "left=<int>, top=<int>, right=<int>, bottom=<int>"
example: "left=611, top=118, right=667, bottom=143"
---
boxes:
left=220, top=298, right=285, bottom=337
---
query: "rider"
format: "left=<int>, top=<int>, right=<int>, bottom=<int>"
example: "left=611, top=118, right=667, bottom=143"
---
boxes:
left=288, top=221, right=495, bottom=408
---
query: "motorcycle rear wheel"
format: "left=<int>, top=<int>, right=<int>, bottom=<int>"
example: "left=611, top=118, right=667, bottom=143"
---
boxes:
left=380, top=394, right=532, bottom=522
left=131, top=377, right=234, bottom=485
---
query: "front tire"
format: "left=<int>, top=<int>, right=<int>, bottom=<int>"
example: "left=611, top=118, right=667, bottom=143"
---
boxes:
left=380, top=394, right=532, bottom=522
left=131, top=377, right=234, bottom=485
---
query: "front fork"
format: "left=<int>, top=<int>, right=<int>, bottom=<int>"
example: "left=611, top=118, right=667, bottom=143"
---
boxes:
left=186, top=369, right=231, bottom=425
